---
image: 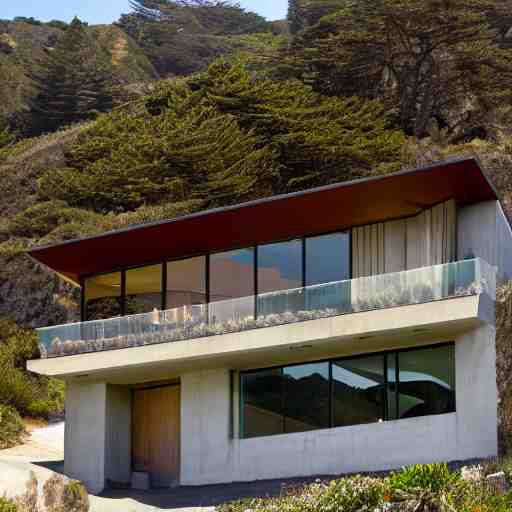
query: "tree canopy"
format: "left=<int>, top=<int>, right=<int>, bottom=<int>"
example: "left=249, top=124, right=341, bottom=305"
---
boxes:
left=37, top=59, right=403, bottom=213
left=29, top=18, right=113, bottom=135
left=118, top=0, right=270, bottom=76
left=281, top=0, right=512, bottom=138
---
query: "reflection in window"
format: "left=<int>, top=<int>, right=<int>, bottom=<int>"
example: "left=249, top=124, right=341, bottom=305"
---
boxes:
left=240, top=344, right=455, bottom=439
left=397, top=345, right=455, bottom=419
left=332, top=356, right=385, bottom=427
left=284, top=363, right=329, bottom=433
left=305, top=233, right=350, bottom=286
left=125, top=264, right=162, bottom=315
left=84, top=272, right=122, bottom=321
left=210, top=248, right=255, bottom=323
left=242, top=369, right=283, bottom=438
left=258, top=240, right=303, bottom=294
left=166, top=257, right=206, bottom=310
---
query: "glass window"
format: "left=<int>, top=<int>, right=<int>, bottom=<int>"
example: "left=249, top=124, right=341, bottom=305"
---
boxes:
left=84, top=272, right=122, bottom=321
left=332, top=355, right=385, bottom=427
left=125, top=264, right=162, bottom=315
left=210, top=248, right=255, bottom=302
left=258, top=239, right=303, bottom=294
left=397, top=345, right=455, bottom=419
left=284, top=363, right=330, bottom=433
left=210, top=248, right=255, bottom=324
left=305, top=232, right=350, bottom=286
left=239, top=343, right=455, bottom=439
left=386, top=353, right=398, bottom=420
left=166, top=256, right=206, bottom=310
left=241, top=369, right=284, bottom=438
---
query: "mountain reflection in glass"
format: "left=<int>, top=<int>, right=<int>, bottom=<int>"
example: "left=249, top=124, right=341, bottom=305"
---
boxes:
left=397, top=345, right=455, bottom=418
left=332, top=355, right=385, bottom=427
left=283, top=363, right=330, bottom=433
left=242, top=369, right=284, bottom=438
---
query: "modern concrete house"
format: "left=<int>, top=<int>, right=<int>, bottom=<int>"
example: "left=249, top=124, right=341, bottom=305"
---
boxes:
left=28, top=157, right=512, bottom=494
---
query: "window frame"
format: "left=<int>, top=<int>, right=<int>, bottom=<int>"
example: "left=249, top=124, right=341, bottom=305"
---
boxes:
left=239, top=342, right=456, bottom=439
left=81, top=229, right=352, bottom=322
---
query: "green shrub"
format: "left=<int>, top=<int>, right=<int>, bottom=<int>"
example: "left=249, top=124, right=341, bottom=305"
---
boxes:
left=389, top=463, right=459, bottom=494
left=0, top=404, right=26, bottom=449
left=0, top=498, right=18, bottom=512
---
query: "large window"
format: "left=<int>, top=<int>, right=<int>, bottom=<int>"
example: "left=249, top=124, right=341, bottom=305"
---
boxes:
left=305, top=233, right=350, bottom=286
left=284, top=363, right=330, bottom=433
left=166, top=256, right=206, bottom=310
left=332, top=355, right=385, bottom=427
left=240, top=344, right=455, bottom=439
left=125, top=264, right=162, bottom=315
left=258, top=239, right=303, bottom=294
left=84, top=272, right=122, bottom=321
left=81, top=231, right=352, bottom=322
left=210, top=248, right=255, bottom=323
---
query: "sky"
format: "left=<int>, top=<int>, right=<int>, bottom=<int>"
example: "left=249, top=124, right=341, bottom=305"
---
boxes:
left=0, top=0, right=288, bottom=24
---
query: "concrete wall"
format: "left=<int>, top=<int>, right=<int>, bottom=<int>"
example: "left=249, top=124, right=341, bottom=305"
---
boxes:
left=64, top=382, right=132, bottom=493
left=180, top=325, right=498, bottom=486
left=457, top=200, right=512, bottom=283
left=64, top=381, right=107, bottom=494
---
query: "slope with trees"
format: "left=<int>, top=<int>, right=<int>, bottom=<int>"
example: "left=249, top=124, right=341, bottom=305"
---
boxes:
left=280, top=0, right=512, bottom=138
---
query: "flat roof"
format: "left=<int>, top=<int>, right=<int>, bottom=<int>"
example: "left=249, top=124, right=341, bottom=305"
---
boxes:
left=28, top=156, right=499, bottom=285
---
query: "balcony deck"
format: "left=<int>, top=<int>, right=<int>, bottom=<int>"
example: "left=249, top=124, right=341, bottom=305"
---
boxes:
left=32, top=259, right=495, bottom=365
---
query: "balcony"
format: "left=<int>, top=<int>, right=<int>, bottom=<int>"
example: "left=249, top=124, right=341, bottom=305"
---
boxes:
left=37, top=258, right=495, bottom=360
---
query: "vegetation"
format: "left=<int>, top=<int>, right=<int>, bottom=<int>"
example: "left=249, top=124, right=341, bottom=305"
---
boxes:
left=118, top=0, right=271, bottom=76
left=280, top=0, right=512, bottom=138
left=218, top=463, right=512, bottom=512
left=29, top=18, right=113, bottom=135
left=0, top=319, right=65, bottom=447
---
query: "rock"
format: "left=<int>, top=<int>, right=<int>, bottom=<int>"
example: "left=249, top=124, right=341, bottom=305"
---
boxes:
left=461, top=465, right=484, bottom=482
left=486, top=471, right=510, bottom=495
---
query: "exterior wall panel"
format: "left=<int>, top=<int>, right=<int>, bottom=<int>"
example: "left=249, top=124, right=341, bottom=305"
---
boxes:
left=180, top=324, right=498, bottom=486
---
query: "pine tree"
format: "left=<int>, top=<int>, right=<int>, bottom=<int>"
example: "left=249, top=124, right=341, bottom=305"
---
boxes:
left=288, top=0, right=303, bottom=34
left=30, top=18, right=113, bottom=135
left=281, top=0, right=512, bottom=138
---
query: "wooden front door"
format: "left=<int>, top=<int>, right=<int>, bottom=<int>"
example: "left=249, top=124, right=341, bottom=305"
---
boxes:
left=132, top=385, right=181, bottom=487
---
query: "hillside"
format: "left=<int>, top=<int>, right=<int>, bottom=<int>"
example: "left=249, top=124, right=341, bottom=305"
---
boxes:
left=0, top=20, right=157, bottom=130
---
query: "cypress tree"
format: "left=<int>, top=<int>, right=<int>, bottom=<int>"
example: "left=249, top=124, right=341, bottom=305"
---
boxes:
left=30, top=18, right=113, bottom=135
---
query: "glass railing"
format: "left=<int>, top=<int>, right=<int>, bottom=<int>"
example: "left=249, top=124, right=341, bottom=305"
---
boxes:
left=37, top=258, right=495, bottom=359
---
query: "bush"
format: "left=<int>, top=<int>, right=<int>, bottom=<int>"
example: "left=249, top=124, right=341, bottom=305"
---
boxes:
left=0, top=320, right=65, bottom=422
left=388, top=463, right=459, bottom=494
left=0, top=498, right=18, bottom=512
left=0, top=404, right=26, bottom=449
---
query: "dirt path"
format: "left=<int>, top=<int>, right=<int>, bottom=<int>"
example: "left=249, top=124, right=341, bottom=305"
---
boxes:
left=1, top=420, right=64, bottom=460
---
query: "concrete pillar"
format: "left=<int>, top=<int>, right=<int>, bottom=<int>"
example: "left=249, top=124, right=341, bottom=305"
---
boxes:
left=64, top=381, right=107, bottom=494
left=64, top=381, right=132, bottom=493
left=455, top=324, right=498, bottom=460
left=180, top=368, right=232, bottom=485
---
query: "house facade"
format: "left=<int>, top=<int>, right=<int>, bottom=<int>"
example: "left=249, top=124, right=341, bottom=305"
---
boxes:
left=28, top=157, right=512, bottom=494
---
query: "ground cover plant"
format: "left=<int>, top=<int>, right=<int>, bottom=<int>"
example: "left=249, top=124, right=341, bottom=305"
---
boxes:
left=217, top=462, right=512, bottom=512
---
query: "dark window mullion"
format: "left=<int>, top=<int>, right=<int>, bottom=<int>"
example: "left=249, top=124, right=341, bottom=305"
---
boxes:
left=254, top=246, right=258, bottom=320
left=329, top=361, right=333, bottom=428
left=395, top=353, right=400, bottom=421
left=121, top=270, right=126, bottom=316
left=383, top=354, right=388, bottom=421
left=206, top=253, right=210, bottom=325
left=161, top=262, right=167, bottom=311
left=281, top=367, right=285, bottom=435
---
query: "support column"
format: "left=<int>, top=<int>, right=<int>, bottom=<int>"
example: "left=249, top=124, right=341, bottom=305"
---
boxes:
left=64, top=381, right=107, bottom=494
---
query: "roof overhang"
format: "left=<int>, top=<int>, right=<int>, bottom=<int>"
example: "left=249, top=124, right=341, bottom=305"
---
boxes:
left=28, top=157, right=499, bottom=286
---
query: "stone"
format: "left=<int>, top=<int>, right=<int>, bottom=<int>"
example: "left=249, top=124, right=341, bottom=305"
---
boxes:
left=461, top=465, right=484, bottom=482
left=131, top=472, right=150, bottom=491
left=486, top=471, right=510, bottom=495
